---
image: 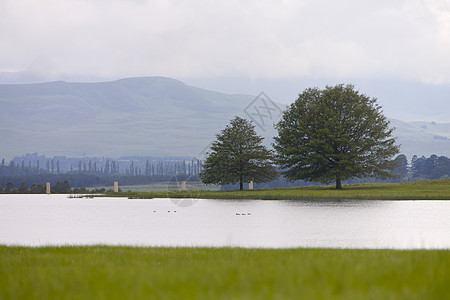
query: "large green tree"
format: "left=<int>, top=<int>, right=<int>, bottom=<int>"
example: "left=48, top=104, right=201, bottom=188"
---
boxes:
left=200, top=116, right=278, bottom=190
left=274, top=84, right=399, bottom=189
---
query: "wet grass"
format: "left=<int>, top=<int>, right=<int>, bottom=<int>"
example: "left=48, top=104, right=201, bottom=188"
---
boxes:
left=1, top=246, right=449, bottom=299
left=106, top=179, right=450, bottom=200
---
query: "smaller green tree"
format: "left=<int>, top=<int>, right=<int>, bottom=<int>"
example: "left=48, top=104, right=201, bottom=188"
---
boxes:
left=200, top=116, right=279, bottom=190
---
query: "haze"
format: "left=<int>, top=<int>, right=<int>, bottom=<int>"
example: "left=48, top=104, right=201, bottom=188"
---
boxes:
left=1, top=0, right=450, bottom=121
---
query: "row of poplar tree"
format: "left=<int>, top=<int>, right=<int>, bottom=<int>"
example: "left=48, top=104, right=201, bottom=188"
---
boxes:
left=0, top=158, right=203, bottom=177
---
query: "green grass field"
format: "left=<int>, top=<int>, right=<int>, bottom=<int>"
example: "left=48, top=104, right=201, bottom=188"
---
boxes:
left=105, top=179, right=450, bottom=200
left=1, top=246, right=449, bottom=299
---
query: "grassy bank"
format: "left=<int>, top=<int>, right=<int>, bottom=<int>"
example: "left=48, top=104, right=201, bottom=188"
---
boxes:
left=1, top=246, right=449, bottom=299
left=104, top=179, right=450, bottom=200
left=93, top=182, right=220, bottom=193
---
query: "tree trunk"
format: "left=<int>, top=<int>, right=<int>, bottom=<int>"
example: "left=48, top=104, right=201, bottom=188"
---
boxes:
left=239, top=178, right=244, bottom=191
left=336, top=177, right=342, bottom=190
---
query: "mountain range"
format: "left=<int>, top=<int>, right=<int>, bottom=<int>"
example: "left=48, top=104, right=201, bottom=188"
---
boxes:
left=1, top=76, right=449, bottom=161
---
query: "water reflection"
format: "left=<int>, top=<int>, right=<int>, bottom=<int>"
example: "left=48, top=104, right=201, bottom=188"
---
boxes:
left=1, top=195, right=450, bottom=249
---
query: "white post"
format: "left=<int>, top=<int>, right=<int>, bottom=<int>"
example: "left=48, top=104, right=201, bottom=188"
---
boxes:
left=114, top=181, right=119, bottom=193
left=249, top=181, right=253, bottom=190
left=46, top=182, right=51, bottom=195
left=181, top=181, right=186, bottom=191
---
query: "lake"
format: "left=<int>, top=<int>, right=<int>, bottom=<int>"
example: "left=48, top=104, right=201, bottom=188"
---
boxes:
left=1, top=194, right=450, bottom=249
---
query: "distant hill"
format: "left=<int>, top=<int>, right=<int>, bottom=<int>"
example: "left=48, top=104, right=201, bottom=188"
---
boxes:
left=0, top=77, right=278, bottom=159
left=390, top=119, right=450, bottom=159
left=1, top=76, right=449, bottom=161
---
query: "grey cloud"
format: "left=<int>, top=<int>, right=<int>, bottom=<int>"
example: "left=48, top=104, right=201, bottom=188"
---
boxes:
left=0, top=0, right=450, bottom=83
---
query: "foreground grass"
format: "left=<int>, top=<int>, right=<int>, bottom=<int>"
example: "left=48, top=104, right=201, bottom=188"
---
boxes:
left=1, top=246, right=449, bottom=299
left=105, top=179, right=450, bottom=200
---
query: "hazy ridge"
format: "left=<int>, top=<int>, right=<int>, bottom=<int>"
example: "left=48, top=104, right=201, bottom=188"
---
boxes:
left=1, top=77, right=449, bottom=160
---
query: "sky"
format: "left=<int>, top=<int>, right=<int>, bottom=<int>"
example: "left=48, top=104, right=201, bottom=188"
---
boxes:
left=1, top=0, right=450, bottom=120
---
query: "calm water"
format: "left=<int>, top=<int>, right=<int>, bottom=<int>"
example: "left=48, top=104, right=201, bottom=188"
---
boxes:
left=1, top=194, right=450, bottom=249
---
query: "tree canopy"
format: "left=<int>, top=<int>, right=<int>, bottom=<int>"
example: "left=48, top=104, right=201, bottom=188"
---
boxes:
left=274, top=84, right=400, bottom=189
left=200, top=116, right=278, bottom=190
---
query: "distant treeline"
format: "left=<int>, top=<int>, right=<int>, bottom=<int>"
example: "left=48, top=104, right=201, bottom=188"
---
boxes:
left=2, top=153, right=203, bottom=177
left=0, top=180, right=71, bottom=194
left=0, top=173, right=200, bottom=191
left=2, top=153, right=450, bottom=191
left=0, top=179, right=123, bottom=194
left=1, top=153, right=204, bottom=190
left=410, top=154, right=450, bottom=180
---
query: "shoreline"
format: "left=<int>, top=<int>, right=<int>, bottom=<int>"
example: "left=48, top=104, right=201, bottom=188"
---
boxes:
left=2, top=179, right=450, bottom=201
left=97, top=178, right=450, bottom=201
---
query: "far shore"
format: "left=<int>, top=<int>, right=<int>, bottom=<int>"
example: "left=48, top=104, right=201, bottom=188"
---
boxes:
left=96, top=179, right=450, bottom=201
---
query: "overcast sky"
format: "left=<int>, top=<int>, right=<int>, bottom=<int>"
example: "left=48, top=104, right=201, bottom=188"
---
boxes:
left=1, top=0, right=450, bottom=120
left=1, top=0, right=449, bottom=80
